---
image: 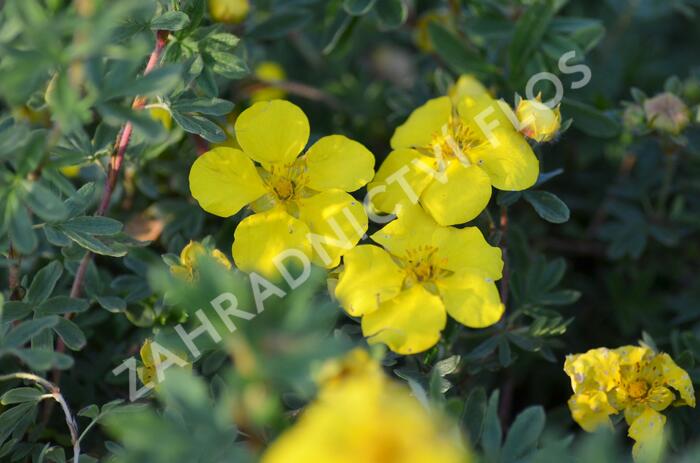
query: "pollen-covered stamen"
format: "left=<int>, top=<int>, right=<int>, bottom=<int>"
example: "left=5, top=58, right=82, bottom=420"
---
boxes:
left=265, top=163, right=309, bottom=202
left=427, top=117, right=483, bottom=167
left=628, top=380, right=649, bottom=400
left=402, top=245, right=449, bottom=284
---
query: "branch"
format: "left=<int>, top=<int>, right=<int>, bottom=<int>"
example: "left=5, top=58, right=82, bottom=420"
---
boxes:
left=0, top=373, right=80, bottom=462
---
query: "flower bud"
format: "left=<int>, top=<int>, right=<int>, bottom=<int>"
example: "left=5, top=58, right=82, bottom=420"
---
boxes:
left=208, top=0, right=249, bottom=24
left=516, top=98, right=561, bottom=142
left=622, top=104, right=645, bottom=132
left=643, top=92, right=690, bottom=135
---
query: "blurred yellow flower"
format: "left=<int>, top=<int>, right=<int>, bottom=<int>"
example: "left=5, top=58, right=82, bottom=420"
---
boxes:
left=369, top=75, right=538, bottom=226
left=251, top=61, right=287, bottom=103
left=413, top=12, right=451, bottom=52
left=169, top=240, right=231, bottom=281
left=189, top=100, right=375, bottom=278
left=149, top=106, right=172, bottom=130
left=565, top=345, right=695, bottom=461
left=208, top=0, right=249, bottom=24
left=515, top=96, right=561, bottom=142
left=136, top=339, right=191, bottom=388
left=261, top=349, right=469, bottom=463
left=335, top=204, right=503, bottom=354
left=59, top=165, right=82, bottom=178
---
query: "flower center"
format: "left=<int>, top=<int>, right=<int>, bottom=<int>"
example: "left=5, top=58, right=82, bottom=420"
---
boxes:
left=628, top=380, right=649, bottom=399
left=429, top=118, right=482, bottom=166
left=265, top=164, right=308, bottom=203
left=403, top=245, right=448, bottom=285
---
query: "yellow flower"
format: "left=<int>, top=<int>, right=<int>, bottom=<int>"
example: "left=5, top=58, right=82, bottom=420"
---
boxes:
left=251, top=61, right=287, bottom=103
left=59, top=165, right=82, bottom=178
left=335, top=204, right=504, bottom=354
left=208, top=0, right=249, bottom=24
left=261, top=349, right=469, bottom=463
left=515, top=96, right=561, bottom=142
left=368, top=75, right=538, bottom=226
left=149, top=106, right=172, bottom=130
left=136, top=339, right=191, bottom=388
left=564, top=345, right=695, bottom=461
left=169, top=240, right=231, bottom=281
left=189, top=100, right=375, bottom=278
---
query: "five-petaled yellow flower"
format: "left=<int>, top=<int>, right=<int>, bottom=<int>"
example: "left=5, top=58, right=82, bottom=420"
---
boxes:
left=368, top=75, right=539, bottom=226
left=335, top=204, right=504, bottom=354
left=261, top=349, right=470, bottom=463
left=565, top=345, right=695, bottom=461
left=189, top=100, right=375, bottom=278
left=169, top=240, right=231, bottom=281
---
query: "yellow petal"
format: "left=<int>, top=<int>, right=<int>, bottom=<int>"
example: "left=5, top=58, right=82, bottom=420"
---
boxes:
left=304, top=135, right=375, bottom=192
left=362, top=285, right=446, bottom=355
left=629, top=407, right=666, bottom=463
left=646, top=386, right=674, bottom=411
left=297, top=190, right=368, bottom=268
left=189, top=147, right=267, bottom=217
left=180, top=241, right=205, bottom=268
left=644, top=353, right=696, bottom=407
left=436, top=270, right=503, bottom=328
left=391, top=96, right=452, bottom=150
left=335, top=245, right=405, bottom=316
left=232, top=208, right=312, bottom=280
left=420, top=160, right=492, bottom=225
left=449, top=75, right=490, bottom=105
left=433, top=226, right=503, bottom=279
left=564, top=348, right=621, bottom=394
left=469, top=128, right=539, bottom=191
left=370, top=203, right=438, bottom=258
left=367, top=148, right=436, bottom=215
left=235, top=100, right=309, bottom=165
left=140, top=339, right=155, bottom=367
left=567, top=391, right=616, bottom=432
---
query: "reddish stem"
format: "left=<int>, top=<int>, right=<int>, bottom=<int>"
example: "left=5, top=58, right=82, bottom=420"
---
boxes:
left=499, top=207, right=510, bottom=308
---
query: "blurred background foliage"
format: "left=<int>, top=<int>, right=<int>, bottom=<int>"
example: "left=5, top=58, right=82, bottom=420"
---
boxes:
left=0, top=0, right=699, bottom=461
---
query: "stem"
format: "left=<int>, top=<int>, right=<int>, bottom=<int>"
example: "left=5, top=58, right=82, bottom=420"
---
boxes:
left=499, top=207, right=510, bottom=308
left=0, top=373, right=80, bottom=462
left=7, top=245, right=22, bottom=300
left=656, top=148, right=679, bottom=215
left=68, top=29, right=168, bottom=300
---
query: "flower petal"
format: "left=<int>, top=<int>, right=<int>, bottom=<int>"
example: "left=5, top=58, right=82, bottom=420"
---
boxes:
left=629, top=407, right=666, bottom=463
left=362, top=285, right=446, bottom=355
left=335, top=245, right=405, bottom=316
left=235, top=100, right=310, bottom=165
left=391, top=96, right=452, bottom=150
left=644, top=353, right=696, bottom=407
left=367, top=149, right=435, bottom=215
left=232, top=208, right=312, bottom=280
left=436, top=270, right=504, bottom=328
left=298, top=190, right=368, bottom=268
left=433, top=226, right=503, bottom=279
left=304, top=135, right=375, bottom=192
left=370, top=203, right=438, bottom=259
left=189, top=147, right=267, bottom=217
left=567, top=391, right=616, bottom=432
left=420, top=160, right=492, bottom=225
left=469, top=128, right=539, bottom=191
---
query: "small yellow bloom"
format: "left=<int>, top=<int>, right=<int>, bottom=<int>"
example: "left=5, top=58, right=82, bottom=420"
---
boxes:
left=169, top=240, right=231, bottom=281
left=251, top=61, right=287, bottom=103
left=59, top=165, right=82, bottom=178
left=335, top=204, right=504, bottom=354
left=208, top=0, right=249, bottom=24
left=515, top=96, right=561, bottom=142
left=136, top=339, right=191, bottom=388
left=189, top=100, right=375, bottom=278
left=149, top=107, right=172, bottom=130
left=261, top=349, right=470, bottom=463
left=369, top=75, right=539, bottom=226
left=564, top=345, right=695, bottom=462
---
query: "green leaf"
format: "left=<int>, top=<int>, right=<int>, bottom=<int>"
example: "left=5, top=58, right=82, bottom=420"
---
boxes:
left=203, top=33, right=240, bottom=53
left=0, top=387, right=44, bottom=405
left=462, top=387, right=487, bottom=445
left=374, top=0, right=407, bottom=29
left=170, top=111, right=225, bottom=142
left=171, top=98, right=234, bottom=116
left=8, top=199, right=37, bottom=254
left=20, top=181, right=69, bottom=222
left=104, top=65, right=182, bottom=100
left=26, top=261, right=63, bottom=304
left=481, top=390, right=502, bottom=461
left=150, top=11, right=190, bottom=31
left=502, top=406, right=546, bottom=461
left=2, top=301, right=32, bottom=323
left=248, top=9, right=312, bottom=40
left=78, top=404, right=100, bottom=419
left=207, top=52, right=249, bottom=79
left=61, top=216, right=123, bottom=236
left=53, top=318, right=86, bottom=351
left=509, top=0, right=557, bottom=75
left=0, top=402, right=37, bottom=446
left=560, top=98, right=620, bottom=138
left=96, top=296, right=127, bottom=313
left=4, top=316, right=59, bottom=348
left=523, top=191, right=570, bottom=224
left=428, top=23, right=496, bottom=77
left=36, top=296, right=90, bottom=315
left=65, top=183, right=97, bottom=217
left=7, top=348, right=73, bottom=371
left=60, top=228, right=128, bottom=257
left=343, top=0, right=376, bottom=15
